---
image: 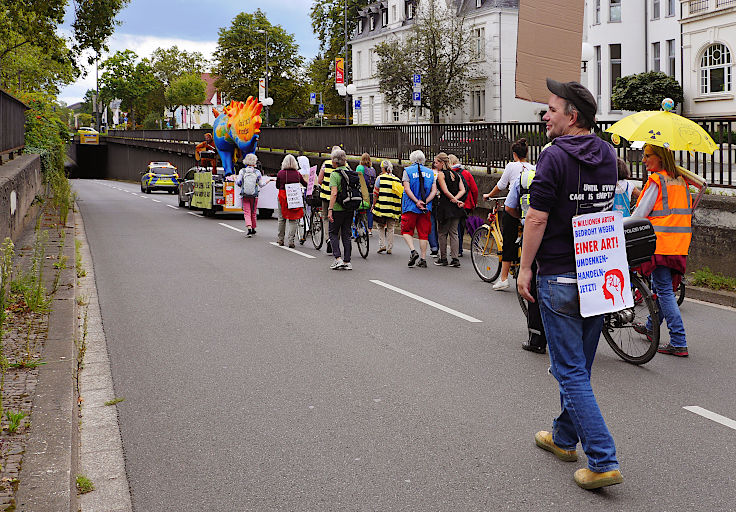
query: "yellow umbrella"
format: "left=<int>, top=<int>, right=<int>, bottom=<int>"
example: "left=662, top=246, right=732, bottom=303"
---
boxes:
left=605, top=110, right=717, bottom=154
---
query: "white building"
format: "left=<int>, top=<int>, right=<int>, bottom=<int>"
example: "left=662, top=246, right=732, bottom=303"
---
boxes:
left=583, top=0, right=681, bottom=120
left=349, top=0, right=544, bottom=124
left=172, top=73, right=225, bottom=128
left=680, top=0, right=736, bottom=119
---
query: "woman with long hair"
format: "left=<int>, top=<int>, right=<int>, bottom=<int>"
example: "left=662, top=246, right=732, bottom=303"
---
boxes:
left=356, top=153, right=377, bottom=235
left=433, top=152, right=466, bottom=267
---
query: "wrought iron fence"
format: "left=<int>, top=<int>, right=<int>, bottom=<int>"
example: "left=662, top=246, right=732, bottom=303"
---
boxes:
left=0, top=90, right=28, bottom=157
left=689, top=0, right=709, bottom=14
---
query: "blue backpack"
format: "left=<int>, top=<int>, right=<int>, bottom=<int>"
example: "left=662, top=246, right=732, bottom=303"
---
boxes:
left=612, top=184, right=631, bottom=217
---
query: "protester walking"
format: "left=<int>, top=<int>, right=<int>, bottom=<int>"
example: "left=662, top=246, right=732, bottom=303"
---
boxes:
left=276, top=154, right=308, bottom=248
left=236, top=153, right=273, bottom=237
left=449, top=154, right=478, bottom=257
left=428, top=157, right=441, bottom=257
left=433, top=153, right=465, bottom=267
left=372, top=160, right=402, bottom=254
left=517, top=79, right=622, bottom=490
left=317, top=146, right=342, bottom=254
left=328, top=149, right=364, bottom=270
left=356, top=153, right=377, bottom=235
left=631, top=144, right=692, bottom=357
left=401, top=150, right=437, bottom=268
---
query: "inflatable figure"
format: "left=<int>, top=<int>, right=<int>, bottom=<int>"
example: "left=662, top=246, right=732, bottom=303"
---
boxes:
left=212, top=96, right=263, bottom=176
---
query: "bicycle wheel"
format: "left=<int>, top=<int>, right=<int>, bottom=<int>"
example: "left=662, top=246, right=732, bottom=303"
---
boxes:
left=470, top=226, right=501, bottom=282
left=355, top=216, right=369, bottom=259
left=310, top=208, right=323, bottom=250
left=602, top=273, right=660, bottom=365
left=676, top=281, right=685, bottom=306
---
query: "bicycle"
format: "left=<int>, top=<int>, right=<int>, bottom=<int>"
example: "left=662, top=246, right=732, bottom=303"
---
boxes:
left=352, top=209, right=370, bottom=259
left=309, top=202, right=324, bottom=250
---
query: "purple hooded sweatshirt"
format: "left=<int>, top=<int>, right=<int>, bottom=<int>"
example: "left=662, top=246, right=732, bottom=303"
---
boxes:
left=529, top=134, right=618, bottom=275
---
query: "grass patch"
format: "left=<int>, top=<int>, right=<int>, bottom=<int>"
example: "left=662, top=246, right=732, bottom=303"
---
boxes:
left=104, top=397, right=125, bottom=406
left=75, top=239, right=86, bottom=278
left=5, top=410, right=26, bottom=433
left=691, top=267, right=736, bottom=292
left=76, top=474, right=94, bottom=494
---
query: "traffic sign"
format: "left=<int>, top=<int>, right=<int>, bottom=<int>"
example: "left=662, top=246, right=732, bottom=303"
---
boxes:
left=413, top=74, right=421, bottom=85
left=309, top=92, right=316, bottom=105
left=318, top=103, right=324, bottom=116
left=412, top=91, right=421, bottom=106
left=354, top=99, right=361, bottom=110
left=259, top=78, right=266, bottom=101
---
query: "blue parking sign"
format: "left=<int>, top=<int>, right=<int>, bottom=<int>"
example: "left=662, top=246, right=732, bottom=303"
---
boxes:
left=309, top=92, right=316, bottom=105
left=413, top=74, right=421, bottom=85
left=354, top=99, right=361, bottom=110
left=318, top=103, right=324, bottom=116
left=412, top=91, right=421, bottom=105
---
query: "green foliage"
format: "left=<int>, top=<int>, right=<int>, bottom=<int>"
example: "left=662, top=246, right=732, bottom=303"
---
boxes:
left=305, top=56, right=344, bottom=121
left=310, top=0, right=368, bottom=64
left=5, top=410, right=26, bottom=434
left=214, top=9, right=308, bottom=123
left=374, top=0, right=477, bottom=122
left=165, top=73, right=207, bottom=128
left=142, top=112, right=163, bottom=130
left=199, top=122, right=213, bottom=130
left=611, top=72, right=684, bottom=112
left=151, top=46, right=208, bottom=89
left=691, top=267, right=736, bottom=292
left=71, top=0, right=131, bottom=61
left=99, top=50, right=160, bottom=126
left=76, top=474, right=94, bottom=494
left=104, top=397, right=125, bottom=406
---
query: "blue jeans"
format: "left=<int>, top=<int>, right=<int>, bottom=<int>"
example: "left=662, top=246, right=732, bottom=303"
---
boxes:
left=647, top=265, right=687, bottom=347
left=429, top=210, right=438, bottom=251
left=538, top=272, right=619, bottom=473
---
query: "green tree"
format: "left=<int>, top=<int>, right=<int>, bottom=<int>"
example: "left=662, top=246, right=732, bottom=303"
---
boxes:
left=214, top=9, right=307, bottom=124
left=72, top=0, right=131, bottom=64
left=374, top=0, right=477, bottom=122
left=99, top=50, right=159, bottom=127
left=611, top=72, right=684, bottom=112
left=165, top=74, right=207, bottom=128
left=305, top=55, right=343, bottom=121
left=150, top=46, right=209, bottom=88
left=0, top=30, right=75, bottom=94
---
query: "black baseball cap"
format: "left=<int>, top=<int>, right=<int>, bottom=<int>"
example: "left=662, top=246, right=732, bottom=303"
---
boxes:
left=546, top=78, right=598, bottom=129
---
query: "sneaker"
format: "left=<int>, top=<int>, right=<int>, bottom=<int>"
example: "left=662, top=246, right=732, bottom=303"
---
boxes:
left=458, top=252, right=463, bottom=257
left=343, top=262, right=352, bottom=270
left=288, top=243, right=296, bottom=248
left=386, top=249, right=392, bottom=254
left=430, top=250, right=439, bottom=258
left=522, top=340, right=546, bottom=354
left=657, top=343, right=689, bottom=357
left=434, top=258, right=448, bottom=266
left=330, top=258, right=344, bottom=270
left=377, top=246, right=387, bottom=254
left=416, top=259, right=427, bottom=268
left=573, top=468, right=623, bottom=490
left=277, top=241, right=285, bottom=246
left=534, top=431, right=578, bottom=462
left=450, top=258, right=461, bottom=267
left=632, top=322, right=653, bottom=342
left=408, top=250, right=419, bottom=267
left=246, top=230, right=252, bottom=238
left=493, top=279, right=509, bottom=290
left=252, top=229, right=256, bottom=235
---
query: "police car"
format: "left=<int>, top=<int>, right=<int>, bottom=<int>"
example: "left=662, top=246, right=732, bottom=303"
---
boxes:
left=140, top=162, right=180, bottom=194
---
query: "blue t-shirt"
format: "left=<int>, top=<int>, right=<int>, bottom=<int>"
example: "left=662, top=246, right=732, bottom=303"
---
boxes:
left=505, top=176, right=523, bottom=224
left=402, top=163, right=434, bottom=214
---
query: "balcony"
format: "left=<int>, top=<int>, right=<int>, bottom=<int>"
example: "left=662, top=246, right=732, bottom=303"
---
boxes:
left=686, top=0, right=736, bottom=17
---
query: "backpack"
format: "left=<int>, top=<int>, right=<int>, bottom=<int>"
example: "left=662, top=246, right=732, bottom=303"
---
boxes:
left=337, top=169, right=363, bottom=210
left=455, top=169, right=469, bottom=202
left=241, top=168, right=259, bottom=197
left=612, top=182, right=632, bottom=217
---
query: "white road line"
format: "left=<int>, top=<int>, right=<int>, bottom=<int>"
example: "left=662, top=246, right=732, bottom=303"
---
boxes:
left=269, top=242, right=317, bottom=259
left=131, top=193, right=139, bottom=196
left=370, top=279, right=483, bottom=323
left=683, top=406, right=736, bottom=431
left=187, top=212, right=201, bottom=217
left=151, top=199, right=161, bottom=203
left=218, top=222, right=245, bottom=233
left=683, top=297, right=736, bottom=312
left=166, top=205, right=177, bottom=209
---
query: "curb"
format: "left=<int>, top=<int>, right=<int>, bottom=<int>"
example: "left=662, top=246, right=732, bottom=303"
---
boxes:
left=684, top=284, right=736, bottom=309
left=15, top=215, right=78, bottom=512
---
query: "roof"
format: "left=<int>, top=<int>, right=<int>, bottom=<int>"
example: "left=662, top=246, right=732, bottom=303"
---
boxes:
left=201, top=73, right=219, bottom=105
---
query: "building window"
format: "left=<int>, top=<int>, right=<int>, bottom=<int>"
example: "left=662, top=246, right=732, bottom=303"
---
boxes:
left=393, top=110, right=400, bottom=122
left=392, top=5, right=396, bottom=22
left=667, top=39, right=676, bottom=76
left=653, top=0, right=660, bottom=18
left=369, top=96, right=374, bottom=124
left=369, top=49, right=375, bottom=77
left=471, top=89, right=486, bottom=119
left=701, top=43, right=732, bottom=94
left=356, top=51, right=361, bottom=79
left=357, top=19, right=363, bottom=34
left=609, top=0, right=621, bottom=22
left=407, top=2, right=414, bottom=19
left=610, top=44, right=621, bottom=96
left=595, top=0, right=601, bottom=24
left=369, top=14, right=375, bottom=31
left=666, top=0, right=676, bottom=16
left=473, top=27, right=486, bottom=60
left=476, top=0, right=482, bottom=7
left=382, top=9, right=388, bottom=27
left=595, top=45, right=602, bottom=111
left=652, top=42, right=661, bottom=72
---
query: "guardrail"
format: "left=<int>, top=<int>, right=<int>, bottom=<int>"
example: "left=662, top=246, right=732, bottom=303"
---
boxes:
left=0, top=90, right=28, bottom=159
left=108, top=119, right=736, bottom=188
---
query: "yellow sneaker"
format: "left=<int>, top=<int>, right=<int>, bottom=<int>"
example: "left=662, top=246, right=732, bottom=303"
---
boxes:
left=534, top=431, right=578, bottom=462
left=574, top=468, right=623, bottom=490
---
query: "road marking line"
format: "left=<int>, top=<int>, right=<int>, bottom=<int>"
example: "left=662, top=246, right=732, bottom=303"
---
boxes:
left=370, top=279, right=483, bottom=323
left=683, top=297, right=736, bottom=312
left=218, top=222, right=245, bottom=233
left=166, top=204, right=177, bottom=209
left=269, top=242, right=317, bottom=259
left=683, top=406, right=736, bottom=431
left=187, top=212, right=201, bottom=217
left=131, top=193, right=139, bottom=196
left=151, top=199, right=161, bottom=203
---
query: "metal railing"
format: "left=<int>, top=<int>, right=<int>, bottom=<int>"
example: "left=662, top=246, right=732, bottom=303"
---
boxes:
left=716, top=0, right=736, bottom=7
left=0, top=89, right=28, bottom=158
left=107, top=119, right=736, bottom=188
left=688, top=0, right=709, bottom=14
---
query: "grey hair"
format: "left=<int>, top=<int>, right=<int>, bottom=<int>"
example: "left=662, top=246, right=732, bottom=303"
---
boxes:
left=332, top=149, right=347, bottom=166
left=380, top=160, right=393, bottom=172
left=409, top=150, right=426, bottom=164
left=563, top=100, right=592, bottom=130
left=330, top=145, right=343, bottom=158
left=243, top=153, right=258, bottom=166
left=281, top=154, right=299, bottom=170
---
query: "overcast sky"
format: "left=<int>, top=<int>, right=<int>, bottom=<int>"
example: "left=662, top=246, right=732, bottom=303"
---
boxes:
left=59, top=0, right=319, bottom=106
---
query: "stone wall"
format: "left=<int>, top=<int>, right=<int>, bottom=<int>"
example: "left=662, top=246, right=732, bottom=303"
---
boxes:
left=0, top=154, right=43, bottom=242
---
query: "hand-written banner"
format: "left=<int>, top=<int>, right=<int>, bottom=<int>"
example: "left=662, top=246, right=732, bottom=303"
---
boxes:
left=285, top=183, right=304, bottom=209
left=573, top=211, right=633, bottom=317
left=306, top=165, right=317, bottom=196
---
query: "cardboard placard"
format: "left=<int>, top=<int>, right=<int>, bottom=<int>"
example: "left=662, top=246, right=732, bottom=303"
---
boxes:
left=306, top=165, right=317, bottom=196
left=573, top=211, right=633, bottom=317
left=515, top=0, right=585, bottom=104
left=192, top=172, right=212, bottom=209
left=285, top=183, right=304, bottom=209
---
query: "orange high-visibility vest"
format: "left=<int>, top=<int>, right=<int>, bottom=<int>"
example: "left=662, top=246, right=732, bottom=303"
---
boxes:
left=638, top=171, right=692, bottom=255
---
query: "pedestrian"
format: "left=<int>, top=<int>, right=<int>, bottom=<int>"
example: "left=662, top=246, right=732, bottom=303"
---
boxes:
left=428, top=157, right=441, bottom=258
left=236, top=153, right=272, bottom=237
left=356, top=153, right=377, bottom=235
left=276, top=154, right=308, bottom=248
left=631, top=144, right=691, bottom=357
left=401, top=150, right=437, bottom=268
left=484, top=138, right=533, bottom=290
left=448, top=154, right=478, bottom=257
left=328, top=149, right=363, bottom=270
left=433, top=153, right=466, bottom=267
left=317, top=146, right=343, bottom=255
left=372, top=160, right=402, bottom=254
left=612, top=157, right=640, bottom=217
left=517, top=78, right=622, bottom=490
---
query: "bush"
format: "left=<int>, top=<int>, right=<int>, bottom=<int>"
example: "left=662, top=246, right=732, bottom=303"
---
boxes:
left=611, top=72, right=684, bottom=112
left=199, top=122, right=213, bottom=130
left=142, top=112, right=162, bottom=129
left=691, top=267, right=736, bottom=292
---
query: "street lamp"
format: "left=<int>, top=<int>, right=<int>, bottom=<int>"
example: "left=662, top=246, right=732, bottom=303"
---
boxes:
left=255, top=29, right=273, bottom=125
left=337, top=83, right=357, bottom=124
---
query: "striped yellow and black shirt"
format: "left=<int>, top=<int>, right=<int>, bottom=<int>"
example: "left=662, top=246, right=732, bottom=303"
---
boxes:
left=372, top=173, right=402, bottom=220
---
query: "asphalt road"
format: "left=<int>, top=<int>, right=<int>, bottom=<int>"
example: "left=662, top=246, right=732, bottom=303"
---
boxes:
left=74, top=179, right=736, bottom=512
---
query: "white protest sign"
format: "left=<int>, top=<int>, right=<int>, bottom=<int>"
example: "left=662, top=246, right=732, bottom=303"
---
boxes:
left=285, top=183, right=304, bottom=209
left=573, top=211, right=633, bottom=317
left=306, top=165, right=317, bottom=196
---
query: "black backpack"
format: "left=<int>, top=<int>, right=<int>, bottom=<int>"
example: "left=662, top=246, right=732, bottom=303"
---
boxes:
left=337, top=169, right=363, bottom=210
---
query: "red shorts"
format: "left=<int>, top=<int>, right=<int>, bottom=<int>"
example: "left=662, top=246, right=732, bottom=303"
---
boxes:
left=401, top=211, right=431, bottom=240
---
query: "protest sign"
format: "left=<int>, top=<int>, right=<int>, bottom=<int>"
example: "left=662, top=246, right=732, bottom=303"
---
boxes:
left=285, top=183, right=304, bottom=209
left=306, top=165, right=317, bottom=196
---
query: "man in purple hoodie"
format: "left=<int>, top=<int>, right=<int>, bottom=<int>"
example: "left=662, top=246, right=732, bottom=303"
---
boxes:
left=518, top=79, right=622, bottom=490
